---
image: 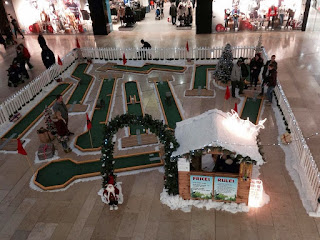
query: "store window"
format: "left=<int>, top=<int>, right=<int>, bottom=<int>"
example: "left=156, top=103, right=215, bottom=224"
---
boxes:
left=6, top=0, right=92, bottom=34
left=306, top=0, right=320, bottom=31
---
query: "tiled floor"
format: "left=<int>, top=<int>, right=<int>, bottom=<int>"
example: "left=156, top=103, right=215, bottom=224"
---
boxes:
left=1, top=2, right=320, bottom=239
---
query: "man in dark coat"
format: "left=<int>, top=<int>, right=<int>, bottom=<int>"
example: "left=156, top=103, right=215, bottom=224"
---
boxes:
left=169, top=3, right=177, bottom=25
left=266, top=63, right=277, bottom=105
left=249, top=53, right=263, bottom=89
left=38, top=33, right=47, bottom=49
left=260, top=55, right=277, bottom=96
left=41, top=45, right=56, bottom=69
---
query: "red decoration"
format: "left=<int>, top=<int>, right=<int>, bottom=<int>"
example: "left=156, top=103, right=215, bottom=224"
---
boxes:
left=47, top=25, right=53, bottom=33
left=57, top=56, right=63, bottom=66
left=76, top=37, right=80, bottom=48
left=225, top=86, right=231, bottom=100
left=78, top=24, right=84, bottom=33
left=122, top=53, right=127, bottom=65
left=186, top=41, right=189, bottom=52
left=29, top=25, right=34, bottom=33
left=86, top=113, right=92, bottom=131
left=215, top=24, right=225, bottom=32
left=17, top=139, right=27, bottom=155
left=234, top=103, right=238, bottom=113
left=167, top=17, right=170, bottom=22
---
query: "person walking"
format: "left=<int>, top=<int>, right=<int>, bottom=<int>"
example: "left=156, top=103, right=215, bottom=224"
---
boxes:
left=41, top=45, right=56, bottom=69
left=169, top=3, right=177, bottom=25
left=249, top=53, right=263, bottom=89
left=260, top=55, right=277, bottom=96
left=38, top=33, right=47, bottom=48
left=266, top=63, right=277, bottom=105
left=10, top=16, right=24, bottom=39
left=19, top=43, right=33, bottom=69
left=52, top=94, right=74, bottom=135
left=230, top=60, right=244, bottom=98
left=52, top=111, right=72, bottom=153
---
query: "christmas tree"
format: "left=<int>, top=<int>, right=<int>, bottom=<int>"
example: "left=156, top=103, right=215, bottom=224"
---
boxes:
left=255, top=34, right=263, bottom=54
left=214, top=43, right=233, bottom=83
left=44, top=107, right=57, bottom=134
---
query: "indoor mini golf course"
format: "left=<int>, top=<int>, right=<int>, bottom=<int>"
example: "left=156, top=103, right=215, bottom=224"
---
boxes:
left=98, top=63, right=186, bottom=74
left=193, top=65, right=215, bottom=89
left=75, top=78, right=116, bottom=150
left=124, top=81, right=145, bottom=135
left=2, top=83, right=72, bottom=140
left=67, top=63, right=94, bottom=104
left=154, top=81, right=183, bottom=129
left=34, top=152, right=161, bottom=190
left=240, top=97, right=263, bottom=124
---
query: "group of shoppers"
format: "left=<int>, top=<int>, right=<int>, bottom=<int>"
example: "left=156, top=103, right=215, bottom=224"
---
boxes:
left=230, top=54, right=278, bottom=104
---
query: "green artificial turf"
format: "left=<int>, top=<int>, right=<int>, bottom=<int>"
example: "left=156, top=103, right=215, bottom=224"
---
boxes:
left=67, top=63, right=92, bottom=104
left=240, top=98, right=262, bottom=124
left=3, top=83, right=71, bottom=139
left=112, top=64, right=185, bottom=72
left=193, top=65, right=215, bottom=89
left=76, top=79, right=115, bottom=149
left=125, top=82, right=145, bottom=135
left=35, top=152, right=160, bottom=187
left=155, top=81, right=182, bottom=129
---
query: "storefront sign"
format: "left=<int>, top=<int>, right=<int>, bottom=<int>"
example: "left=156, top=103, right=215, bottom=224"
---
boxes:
left=178, top=158, right=190, bottom=172
left=214, top=177, right=238, bottom=201
left=190, top=175, right=213, bottom=199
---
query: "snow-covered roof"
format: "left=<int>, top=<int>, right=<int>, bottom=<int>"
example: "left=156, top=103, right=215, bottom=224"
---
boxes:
left=172, top=109, right=264, bottom=165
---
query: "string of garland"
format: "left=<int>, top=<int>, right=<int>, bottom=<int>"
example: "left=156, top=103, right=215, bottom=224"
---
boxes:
left=273, top=92, right=291, bottom=133
left=101, top=113, right=180, bottom=195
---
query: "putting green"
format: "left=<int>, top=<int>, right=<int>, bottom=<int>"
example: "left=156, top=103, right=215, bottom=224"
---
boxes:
left=104, top=63, right=185, bottom=73
left=67, top=63, right=93, bottom=104
left=75, top=79, right=115, bottom=150
left=35, top=152, right=161, bottom=188
left=240, top=97, right=262, bottom=124
left=193, top=65, right=215, bottom=89
left=2, top=83, right=71, bottom=139
left=154, top=81, right=182, bottom=129
left=125, top=82, right=145, bottom=135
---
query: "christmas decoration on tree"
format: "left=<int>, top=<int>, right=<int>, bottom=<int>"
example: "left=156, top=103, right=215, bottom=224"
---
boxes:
left=214, top=43, right=233, bottom=83
left=44, top=107, right=57, bottom=135
left=255, top=34, right=263, bottom=54
left=101, top=113, right=180, bottom=195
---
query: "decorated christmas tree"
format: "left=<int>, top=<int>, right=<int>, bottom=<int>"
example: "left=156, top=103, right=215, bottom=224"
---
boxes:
left=255, top=34, right=263, bottom=54
left=44, top=107, right=57, bottom=134
left=214, top=43, right=233, bottom=83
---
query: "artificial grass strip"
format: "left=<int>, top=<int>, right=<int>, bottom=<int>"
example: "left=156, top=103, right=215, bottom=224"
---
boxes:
left=35, top=153, right=160, bottom=187
left=240, top=98, right=262, bottom=124
left=125, top=82, right=145, bottom=135
left=67, top=63, right=93, bottom=104
left=155, top=81, right=182, bottom=129
left=3, top=83, right=71, bottom=139
left=75, top=79, right=115, bottom=149
left=193, top=65, right=215, bottom=89
left=112, top=64, right=185, bottom=73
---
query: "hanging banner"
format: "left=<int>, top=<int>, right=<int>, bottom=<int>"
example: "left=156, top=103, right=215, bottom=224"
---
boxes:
left=214, top=176, right=238, bottom=201
left=190, top=175, right=213, bottom=199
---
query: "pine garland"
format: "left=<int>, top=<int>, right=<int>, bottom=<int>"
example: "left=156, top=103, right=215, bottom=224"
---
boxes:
left=101, top=113, right=180, bottom=195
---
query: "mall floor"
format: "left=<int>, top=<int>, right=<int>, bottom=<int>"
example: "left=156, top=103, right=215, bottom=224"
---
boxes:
left=1, top=2, right=320, bottom=240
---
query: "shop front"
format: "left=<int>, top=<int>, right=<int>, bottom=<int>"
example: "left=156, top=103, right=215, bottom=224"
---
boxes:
left=212, top=0, right=305, bottom=32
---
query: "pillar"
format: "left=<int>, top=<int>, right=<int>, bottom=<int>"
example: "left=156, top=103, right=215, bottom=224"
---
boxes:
left=88, top=0, right=110, bottom=35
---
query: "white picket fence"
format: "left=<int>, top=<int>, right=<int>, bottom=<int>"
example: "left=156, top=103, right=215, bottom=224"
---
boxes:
left=1, top=46, right=319, bottom=214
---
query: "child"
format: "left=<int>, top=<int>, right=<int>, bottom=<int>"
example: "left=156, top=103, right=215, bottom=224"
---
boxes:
left=19, top=44, right=33, bottom=69
left=52, top=111, right=72, bottom=153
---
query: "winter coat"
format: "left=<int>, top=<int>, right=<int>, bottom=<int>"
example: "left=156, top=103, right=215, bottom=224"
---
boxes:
left=52, top=101, right=69, bottom=121
left=38, top=34, right=47, bottom=48
left=170, top=5, right=177, bottom=17
left=23, top=47, right=30, bottom=59
left=41, top=47, right=56, bottom=69
left=53, top=118, right=69, bottom=137
left=230, top=63, right=242, bottom=82
left=262, top=60, right=277, bottom=79
left=267, top=69, right=277, bottom=87
left=250, top=57, right=263, bottom=73
left=240, top=63, right=249, bottom=78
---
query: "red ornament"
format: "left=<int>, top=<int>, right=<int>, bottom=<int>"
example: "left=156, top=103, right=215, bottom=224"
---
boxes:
left=78, top=24, right=84, bottom=33
left=47, top=25, right=53, bottom=33
left=29, top=25, right=34, bottom=33
left=215, top=24, right=225, bottom=32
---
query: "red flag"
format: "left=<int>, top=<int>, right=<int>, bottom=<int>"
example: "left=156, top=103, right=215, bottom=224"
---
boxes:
left=17, top=139, right=27, bottom=155
left=186, top=41, right=189, bottom=52
left=76, top=38, right=80, bottom=48
left=86, top=113, right=92, bottom=131
left=224, top=86, right=231, bottom=100
left=57, top=56, right=63, bottom=66
left=123, top=53, right=127, bottom=65
left=233, top=103, right=238, bottom=113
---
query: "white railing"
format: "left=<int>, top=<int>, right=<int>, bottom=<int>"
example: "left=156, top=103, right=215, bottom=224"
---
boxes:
left=1, top=46, right=320, bottom=214
left=0, top=49, right=78, bottom=126
left=261, top=48, right=320, bottom=213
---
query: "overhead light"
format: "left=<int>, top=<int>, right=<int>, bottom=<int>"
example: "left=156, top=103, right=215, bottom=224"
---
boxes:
left=5, top=1, right=9, bottom=5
